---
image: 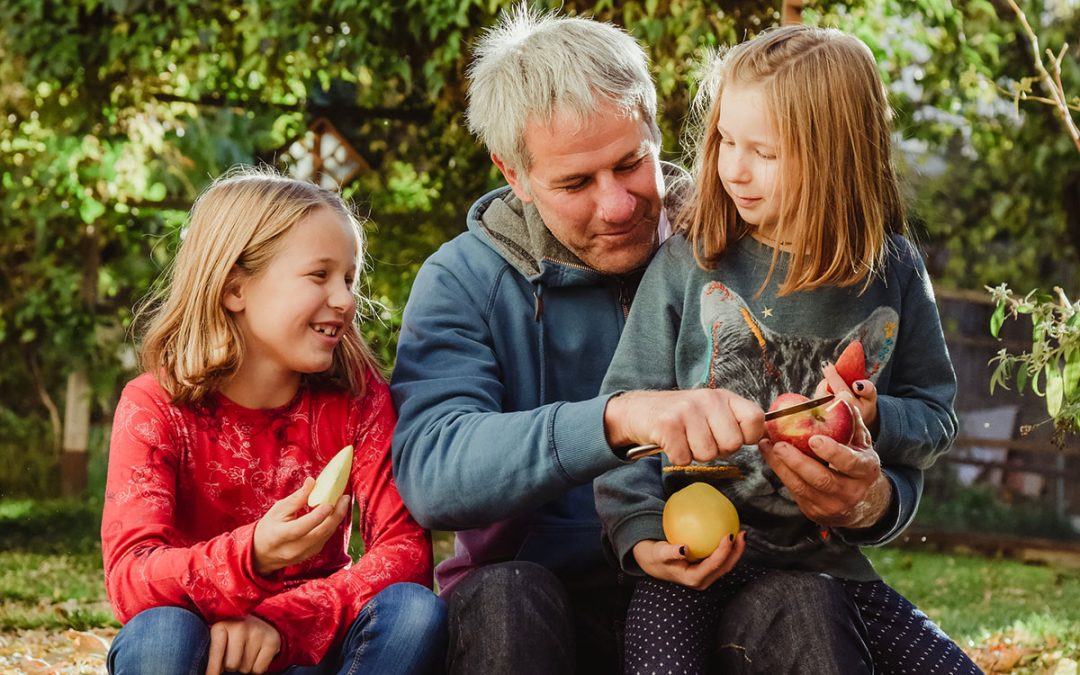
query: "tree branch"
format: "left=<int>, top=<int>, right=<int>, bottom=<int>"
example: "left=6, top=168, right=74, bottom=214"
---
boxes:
left=1006, top=0, right=1080, bottom=152
left=24, top=350, right=61, bottom=453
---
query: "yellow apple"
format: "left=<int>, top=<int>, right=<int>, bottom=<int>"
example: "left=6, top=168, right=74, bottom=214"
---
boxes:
left=307, top=445, right=353, bottom=508
left=662, top=482, right=740, bottom=561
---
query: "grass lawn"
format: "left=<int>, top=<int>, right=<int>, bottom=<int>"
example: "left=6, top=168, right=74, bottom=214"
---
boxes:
left=3, top=500, right=1080, bottom=673
left=868, top=546, right=1080, bottom=672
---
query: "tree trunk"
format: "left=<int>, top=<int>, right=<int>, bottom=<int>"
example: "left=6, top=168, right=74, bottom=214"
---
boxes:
left=58, top=224, right=101, bottom=497
left=61, top=366, right=90, bottom=497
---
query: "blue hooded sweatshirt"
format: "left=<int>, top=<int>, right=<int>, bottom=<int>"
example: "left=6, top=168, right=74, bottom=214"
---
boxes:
left=390, top=185, right=641, bottom=590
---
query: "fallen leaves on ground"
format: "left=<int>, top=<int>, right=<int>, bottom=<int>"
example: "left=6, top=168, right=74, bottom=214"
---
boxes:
left=0, top=625, right=1078, bottom=674
left=965, top=628, right=1080, bottom=674
left=0, top=628, right=114, bottom=674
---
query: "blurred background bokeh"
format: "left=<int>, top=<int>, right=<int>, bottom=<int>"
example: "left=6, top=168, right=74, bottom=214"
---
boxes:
left=1, top=0, right=1078, bottom=563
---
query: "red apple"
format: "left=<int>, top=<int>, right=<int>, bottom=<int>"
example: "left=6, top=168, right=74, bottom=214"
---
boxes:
left=832, top=340, right=866, bottom=390
left=764, top=393, right=854, bottom=458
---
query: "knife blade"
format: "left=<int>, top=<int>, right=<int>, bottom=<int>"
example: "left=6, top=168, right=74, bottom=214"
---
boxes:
left=763, top=394, right=836, bottom=421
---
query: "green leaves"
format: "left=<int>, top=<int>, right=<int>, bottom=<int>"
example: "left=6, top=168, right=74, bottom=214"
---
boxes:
left=1046, top=359, right=1064, bottom=418
left=990, top=301, right=1005, bottom=338
left=987, top=285, right=1080, bottom=437
left=78, top=199, right=106, bottom=225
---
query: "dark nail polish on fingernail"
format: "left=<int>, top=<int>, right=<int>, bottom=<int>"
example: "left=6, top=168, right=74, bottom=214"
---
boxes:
left=679, top=546, right=687, bottom=556
left=729, top=534, right=734, bottom=542
left=855, top=381, right=865, bottom=392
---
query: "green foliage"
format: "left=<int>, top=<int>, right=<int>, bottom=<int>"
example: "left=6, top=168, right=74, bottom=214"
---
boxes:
left=0, top=412, right=57, bottom=500
left=808, top=0, right=1080, bottom=291
left=0, top=498, right=114, bottom=631
left=3, top=0, right=1079, bottom=495
left=0, top=551, right=117, bottom=631
left=0, top=498, right=104, bottom=555
left=918, top=479, right=1080, bottom=541
left=988, top=284, right=1080, bottom=437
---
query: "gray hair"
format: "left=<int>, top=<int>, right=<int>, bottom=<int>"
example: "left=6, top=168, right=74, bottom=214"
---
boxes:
left=465, top=4, right=659, bottom=173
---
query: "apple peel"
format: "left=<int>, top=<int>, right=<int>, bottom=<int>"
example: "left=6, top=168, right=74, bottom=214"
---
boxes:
left=831, top=340, right=866, bottom=390
left=307, top=445, right=353, bottom=508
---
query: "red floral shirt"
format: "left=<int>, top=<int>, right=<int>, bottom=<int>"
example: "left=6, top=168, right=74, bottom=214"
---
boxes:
left=101, top=372, right=433, bottom=669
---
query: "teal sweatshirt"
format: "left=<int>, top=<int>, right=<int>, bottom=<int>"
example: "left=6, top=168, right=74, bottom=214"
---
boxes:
left=594, top=233, right=957, bottom=582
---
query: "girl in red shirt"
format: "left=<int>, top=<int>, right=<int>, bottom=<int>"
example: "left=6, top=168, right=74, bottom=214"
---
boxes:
left=102, top=168, right=446, bottom=675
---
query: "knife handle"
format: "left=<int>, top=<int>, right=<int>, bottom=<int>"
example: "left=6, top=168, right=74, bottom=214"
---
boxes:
left=624, top=444, right=662, bottom=461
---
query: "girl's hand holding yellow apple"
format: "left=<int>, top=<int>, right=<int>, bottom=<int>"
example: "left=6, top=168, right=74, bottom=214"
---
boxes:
left=663, top=483, right=740, bottom=560
left=632, top=483, right=745, bottom=591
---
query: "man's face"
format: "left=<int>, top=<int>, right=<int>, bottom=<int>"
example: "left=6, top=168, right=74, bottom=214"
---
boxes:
left=496, top=102, right=663, bottom=275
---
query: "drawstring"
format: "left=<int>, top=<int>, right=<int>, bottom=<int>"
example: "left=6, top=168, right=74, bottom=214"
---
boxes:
left=533, top=284, right=547, bottom=404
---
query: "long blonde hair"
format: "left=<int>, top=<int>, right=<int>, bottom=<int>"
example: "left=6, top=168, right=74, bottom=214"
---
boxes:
left=138, top=166, right=379, bottom=405
left=682, top=25, right=905, bottom=295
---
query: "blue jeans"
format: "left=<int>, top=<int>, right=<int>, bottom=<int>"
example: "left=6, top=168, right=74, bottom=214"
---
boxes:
left=107, top=582, right=447, bottom=675
left=442, top=561, right=634, bottom=674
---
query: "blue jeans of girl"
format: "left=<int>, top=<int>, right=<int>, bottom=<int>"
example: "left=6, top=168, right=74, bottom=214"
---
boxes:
left=107, top=582, right=447, bottom=675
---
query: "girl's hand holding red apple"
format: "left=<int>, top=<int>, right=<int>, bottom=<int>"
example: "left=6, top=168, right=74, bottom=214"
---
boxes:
left=631, top=532, right=746, bottom=591
left=759, top=395, right=892, bottom=530
left=252, top=477, right=350, bottom=576
left=817, top=362, right=879, bottom=434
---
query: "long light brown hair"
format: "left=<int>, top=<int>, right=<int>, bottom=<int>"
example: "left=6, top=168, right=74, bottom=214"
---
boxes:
left=681, top=25, right=905, bottom=295
left=137, top=167, right=379, bottom=406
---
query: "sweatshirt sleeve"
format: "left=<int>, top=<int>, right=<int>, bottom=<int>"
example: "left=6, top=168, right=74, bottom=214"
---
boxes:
left=874, top=238, right=959, bottom=470
left=594, top=244, right=688, bottom=574
left=255, top=380, right=434, bottom=669
left=101, top=382, right=283, bottom=624
left=389, top=250, right=623, bottom=531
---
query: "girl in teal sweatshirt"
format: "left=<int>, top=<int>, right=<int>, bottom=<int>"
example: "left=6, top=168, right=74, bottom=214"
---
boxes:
left=595, top=25, right=981, bottom=674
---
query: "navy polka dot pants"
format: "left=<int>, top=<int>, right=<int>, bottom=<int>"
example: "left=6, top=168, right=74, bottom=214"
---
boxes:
left=624, top=565, right=982, bottom=674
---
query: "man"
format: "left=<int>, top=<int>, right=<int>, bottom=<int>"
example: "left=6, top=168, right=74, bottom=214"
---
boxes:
left=390, top=6, right=917, bottom=673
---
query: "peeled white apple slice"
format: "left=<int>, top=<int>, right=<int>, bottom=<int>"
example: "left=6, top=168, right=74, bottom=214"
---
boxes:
left=307, top=445, right=353, bottom=507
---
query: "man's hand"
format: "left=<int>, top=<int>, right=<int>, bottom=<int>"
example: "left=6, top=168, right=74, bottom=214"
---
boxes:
left=759, top=394, right=891, bottom=530
left=252, top=477, right=350, bottom=576
left=206, top=615, right=281, bottom=675
left=605, top=389, right=765, bottom=465
left=631, top=532, right=745, bottom=591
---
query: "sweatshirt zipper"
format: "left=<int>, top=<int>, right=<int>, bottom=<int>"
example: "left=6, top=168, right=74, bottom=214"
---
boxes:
left=616, top=278, right=633, bottom=319
left=539, top=256, right=637, bottom=319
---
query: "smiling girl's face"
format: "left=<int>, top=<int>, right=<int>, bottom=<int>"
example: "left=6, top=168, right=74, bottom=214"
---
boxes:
left=222, top=205, right=359, bottom=405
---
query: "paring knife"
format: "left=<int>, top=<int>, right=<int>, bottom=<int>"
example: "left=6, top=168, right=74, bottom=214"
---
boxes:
left=763, top=393, right=836, bottom=421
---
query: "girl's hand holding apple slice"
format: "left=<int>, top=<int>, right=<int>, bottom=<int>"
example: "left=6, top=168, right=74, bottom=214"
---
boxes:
left=252, top=476, right=350, bottom=576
